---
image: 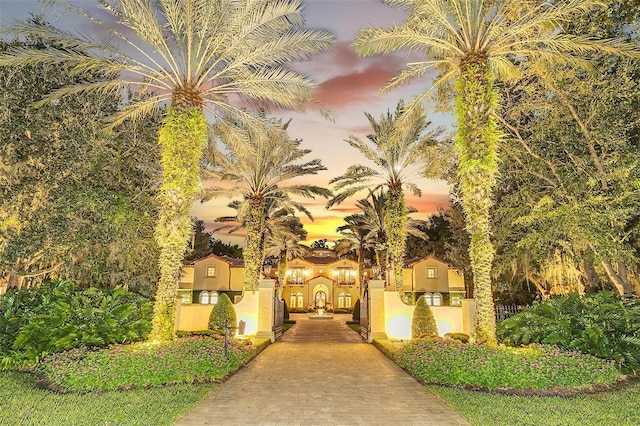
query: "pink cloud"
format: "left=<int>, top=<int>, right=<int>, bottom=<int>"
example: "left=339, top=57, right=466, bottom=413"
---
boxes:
left=314, top=60, right=402, bottom=109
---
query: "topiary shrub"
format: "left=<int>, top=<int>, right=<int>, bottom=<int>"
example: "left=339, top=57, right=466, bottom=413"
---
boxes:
left=208, top=293, right=237, bottom=332
left=352, top=299, right=360, bottom=322
left=0, top=280, right=152, bottom=370
left=497, top=292, right=640, bottom=374
left=412, top=295, right=438, bottom=339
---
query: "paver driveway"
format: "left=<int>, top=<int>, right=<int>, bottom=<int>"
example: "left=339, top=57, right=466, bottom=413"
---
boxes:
left=175, top=314, right=470, bottom=425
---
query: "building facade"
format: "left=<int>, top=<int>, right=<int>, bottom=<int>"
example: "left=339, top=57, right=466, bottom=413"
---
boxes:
left=179, top=251, right=465, bottom=309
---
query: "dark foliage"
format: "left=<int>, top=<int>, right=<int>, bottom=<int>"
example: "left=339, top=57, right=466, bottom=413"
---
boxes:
left=0, top=280, right=152, bottom=370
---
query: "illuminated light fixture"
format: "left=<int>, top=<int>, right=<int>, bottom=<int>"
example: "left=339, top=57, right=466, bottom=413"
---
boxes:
left=371, top=265, right=380, bottom=279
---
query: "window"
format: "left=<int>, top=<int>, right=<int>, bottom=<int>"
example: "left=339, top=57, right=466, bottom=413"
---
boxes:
left=426, top=267, right=437, bottom=279
left=210, top=291, right=219, bottom=305
left=199, top=291, right=210, bottom=304
left=290, top=293, right=297, bottom=308
left=432, top=292, right=442, bottom=306
left=338, top=293, right=345, bottom=308
left=337, top=267, right=355, bottom=285
left=206, top=266, right=216, bottom=277
left=424, top=293, right=433, bottom=306
left=297, top=293, right=304, bottom=308
left=345, top=293, right=352, bottom=308
left=289, top=268, right=305, bottom=284
left=450, top=295, right=462, bottom=307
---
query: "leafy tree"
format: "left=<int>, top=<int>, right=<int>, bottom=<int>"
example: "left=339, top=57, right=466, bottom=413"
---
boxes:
left=328, top=101, right=442, bottom=291
left=355, top=0, right=639, bottom=344
left=0, top=0, right=334, bottom=341
left=310, top=239, right=329, bottom=250
left=201, top=115, right=330, bottom=290
left=210, top=239, right=244, bottom=259
left=0, top=33, right=160, bottom=297
left=494, top=2, right=640, bottom=299
left=208, top=293, right=237, bottom=332
left=412, top=295, right=438, bottom=339
left=184, top=218, right=215, bottom=263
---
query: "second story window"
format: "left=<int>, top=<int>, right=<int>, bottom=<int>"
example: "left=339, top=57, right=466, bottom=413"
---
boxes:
left=206, top=266, right=217, bottom=277
left=337, top=267, right=355, bottom=285
left=426, top=267, right=437, bottom=279
left=289, top=267, right=305, bottom=284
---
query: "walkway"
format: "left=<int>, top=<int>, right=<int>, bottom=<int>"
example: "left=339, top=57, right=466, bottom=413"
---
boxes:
left=175, top=314, right=470, bottom=426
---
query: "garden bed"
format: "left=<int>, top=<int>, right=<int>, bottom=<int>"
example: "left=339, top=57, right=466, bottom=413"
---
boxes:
left=36, top=335, right=270, bottom=393
left=374, top=338, right=625, bottom=396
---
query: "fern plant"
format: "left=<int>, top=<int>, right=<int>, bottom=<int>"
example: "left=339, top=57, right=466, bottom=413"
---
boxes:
left=498, top=292, right=640, bottom=373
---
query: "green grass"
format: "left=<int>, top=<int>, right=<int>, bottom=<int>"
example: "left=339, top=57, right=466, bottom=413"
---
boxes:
left=0, top=371, right=216, bottom=426
left=428, top=379, right=640, bottom=426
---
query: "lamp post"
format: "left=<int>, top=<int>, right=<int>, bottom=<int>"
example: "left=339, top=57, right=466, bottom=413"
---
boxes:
left=371, top=264, right=380, bottom=279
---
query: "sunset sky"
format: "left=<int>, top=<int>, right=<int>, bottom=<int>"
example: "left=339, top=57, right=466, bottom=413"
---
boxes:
left=1, top=0, right=454, bottom=245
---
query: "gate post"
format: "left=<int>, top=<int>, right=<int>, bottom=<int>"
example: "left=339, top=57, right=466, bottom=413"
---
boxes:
left=368, top=279, right=388, bottom=342
left=256, top=279, right=276, bottom=341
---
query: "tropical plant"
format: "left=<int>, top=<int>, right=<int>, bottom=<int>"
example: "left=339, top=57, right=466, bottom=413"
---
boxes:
left=0, top=0, right=334, bottom=341
left=355, top=0, right=639, bottom=344
left=202, top=115, right=330, bottom=290
left=0, top=280, right=152, bottom=370
left=216, top=198, right=309, bottom=285
left=497, top=292, right=640, bottom=373
left=208, top=293, right=237, bottom=332
left=328, top=101, right=441, bottom=291
left=412, top=295, right=438, bottom=338
left=334, top=215, right=376, bottom=299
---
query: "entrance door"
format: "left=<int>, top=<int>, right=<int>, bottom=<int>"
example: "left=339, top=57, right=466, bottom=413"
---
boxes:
left=315, top=291, right=326, bottom=308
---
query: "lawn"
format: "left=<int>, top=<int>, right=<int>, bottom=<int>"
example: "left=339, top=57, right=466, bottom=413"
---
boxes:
left=0, top=371, right=217, bottom=426
left=428, top=379, right=640, bottom=426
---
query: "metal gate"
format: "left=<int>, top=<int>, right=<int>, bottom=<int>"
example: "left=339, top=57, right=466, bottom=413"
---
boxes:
left=359, top=290, right=369, bottom=341
left=273, top=291, right=285, bottom=341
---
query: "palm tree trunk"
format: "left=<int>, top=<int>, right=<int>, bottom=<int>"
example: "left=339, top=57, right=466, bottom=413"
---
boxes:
left=385, top=187, right=407, bottom=292
left=150, top=107, right=207, bottom=342
left=455, top=59, right=500, bottom=346
left=244, top=197, right=266, bottom=291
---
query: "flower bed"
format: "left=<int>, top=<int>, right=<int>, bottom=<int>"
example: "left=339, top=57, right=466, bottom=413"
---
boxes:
left=378, top=338, right=623, bottom=395
left=37, top=336, right=269, bottom=392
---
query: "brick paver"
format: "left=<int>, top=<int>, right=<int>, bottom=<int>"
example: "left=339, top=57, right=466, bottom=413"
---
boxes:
left=175, top=314, right=470, bottom=425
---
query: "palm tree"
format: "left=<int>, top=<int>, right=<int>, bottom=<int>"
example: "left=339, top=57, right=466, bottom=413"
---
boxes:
left=216, top=198, right=310, bottom=288
left=327, top=101, right=441, bottom=291
left=334, top=215, right=377, bottom=300
left=263, top=214, right=310, bottom=291
left=0, top=0, right=333, bottom=341
left=354, top=0, right=638, bottom=344
left=201, top=114, right=331, bottom=290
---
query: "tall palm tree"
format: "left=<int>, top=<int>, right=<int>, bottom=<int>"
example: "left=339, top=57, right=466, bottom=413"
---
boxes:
left=0, top=0, right=334, bottom=341
left=354, top=190, right=389, bottom=273
left=202, top=114, right=330, bottom=290
left=263, top=214, right=310, bottom=291
left=334, top=215, right=377, bottom=300
left=216, top=198, right=310, bottom=288
left=354, top=0, right=638, bottom=344
left=327, top=101, right=441, bottom=291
